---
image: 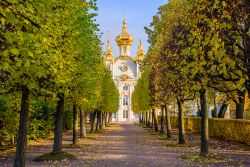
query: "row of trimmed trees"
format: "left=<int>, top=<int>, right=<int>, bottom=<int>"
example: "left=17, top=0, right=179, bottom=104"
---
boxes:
left=0, top=0, right=118, bottom=166
left=132, top=0, right=249, bottom=157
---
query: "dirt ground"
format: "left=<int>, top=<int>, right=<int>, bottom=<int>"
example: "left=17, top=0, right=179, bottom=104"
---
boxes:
left=0, top=123, right=249, bottom=167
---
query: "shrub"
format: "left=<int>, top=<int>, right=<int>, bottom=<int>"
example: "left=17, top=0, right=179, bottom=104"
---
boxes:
left=0, top=95, right=56, bottom=146
left=170, top=116, right=250, bottom=145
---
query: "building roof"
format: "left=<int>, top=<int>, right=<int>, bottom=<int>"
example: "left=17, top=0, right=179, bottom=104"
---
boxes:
left=115, top=19, right=134, bottom=46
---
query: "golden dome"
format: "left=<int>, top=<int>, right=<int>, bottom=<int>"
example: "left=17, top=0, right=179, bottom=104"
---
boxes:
left=104, top=39, right=114, bottom=59
left=116, top=19, right=134, bottom=46
left=136, top=40, right=145, bottom=60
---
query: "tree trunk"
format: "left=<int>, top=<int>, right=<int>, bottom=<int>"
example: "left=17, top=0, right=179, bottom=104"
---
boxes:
left=139, top=112, right=141, bottom=123
left=99, top=111, right=102, bottom=129
left=147, top=111, right=150, bottom=127
left=177, top=99, right=185, bottom=144
left=153, top=108, right=159, bottom=131
left=96, top=110, right=101, bottom=131
left=142, top=112, right=144, bottom=124
left=218, top=99, right=230, bottom=118
left=139, top=112, right=142, bottom=123
left=101, top=112, right=105, bottom=129
left=100, top=112, right=103, bottom=129
left=245, top=31, right=250, bottom=98
left=108, top=113, right=112, bottom=125
left=144, top=112, right=147, bottom=124
left=165, top=104, right=172, bottom=138
left=90, top=111, right=97, bottom=133
left=145, top=112, right=148, bottom=126
left=95, top=112, right=99, bottom=131
left=53, top=94, right=64, bottom=153
left=139, top=112, right=143, bottom=123
left=72, top=104, right=79, bottom=145
left=212, top=95, right=217, bottom=118
left=200, top=89, right=209, bottom=156
left=14, top=88, right=30, bottom=167
left=147, top=111, right=150, bottom=126
left=95, top=112, right=98, bottom=131
left=160, top=106, right=164, bottom=134
left=80, top=109, right=86, bottom=138
left=235, top=90, right=246, bottom=119
left=143, top=112, right=145, bottom=124
left=247, top=81, right=250, bottom=99
left=105, top=112, right=108, bottom=126
left=151, top=110, right=154, bottom=129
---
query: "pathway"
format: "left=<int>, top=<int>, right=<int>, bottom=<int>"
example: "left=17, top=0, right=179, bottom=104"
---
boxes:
left=0, top=123, right=191, bottom=167
left=1, top=123, right=250, bottom=166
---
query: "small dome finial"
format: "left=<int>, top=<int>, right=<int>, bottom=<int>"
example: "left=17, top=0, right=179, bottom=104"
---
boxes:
left=122, top=19, right=127, bottom=31
left=136, top=39, right=145, bottom=60
left=139, top=39, right=143, bottom=48
left=104, top=37, right=113, bottom=59
left=107, top=39, right=111, bottom=49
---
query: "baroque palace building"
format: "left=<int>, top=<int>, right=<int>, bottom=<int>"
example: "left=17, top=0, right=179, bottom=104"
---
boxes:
left=103, top=19, right=145, bottom=122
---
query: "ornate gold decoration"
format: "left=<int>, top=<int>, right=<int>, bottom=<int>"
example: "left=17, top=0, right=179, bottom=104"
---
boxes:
left=115, top=19, right=134, bottom=46
left=120, top=74, right=131, bottom=81
left=104, top=39, right=114, bottom=59
left=136, top=40, right=145, bottom=60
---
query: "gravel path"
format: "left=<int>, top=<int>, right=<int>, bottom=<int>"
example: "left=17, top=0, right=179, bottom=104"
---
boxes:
left=1, top=123, right=249, bottom=167
left=77, top=123, right=190, bottom=167
left=0, top=123, right=191, bottom=167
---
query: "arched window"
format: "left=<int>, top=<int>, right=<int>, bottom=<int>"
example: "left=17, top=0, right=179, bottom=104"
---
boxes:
left=123, top=85, right=129, bottom=90
left=123, top=96, right=129, bottom=105
left=123, top=110, right=128, bottom=118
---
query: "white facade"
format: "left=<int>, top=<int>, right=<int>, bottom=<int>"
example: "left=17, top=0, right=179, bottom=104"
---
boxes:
left=103, top=19, right=144, bottom=122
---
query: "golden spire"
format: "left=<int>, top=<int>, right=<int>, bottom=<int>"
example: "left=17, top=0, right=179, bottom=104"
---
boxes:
left=122, top=19, right=127, bottom=32
left=136, top=40, right=145, bottom=60
left=104, top=38, right=114, bottom=59
left=116, top=19, right=134, bottom=46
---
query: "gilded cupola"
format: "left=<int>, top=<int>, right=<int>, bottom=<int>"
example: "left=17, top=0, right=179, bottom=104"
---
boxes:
left=116, top=19, right=134, bottom=46
left=104, top=39, right=114, bottom=59
left=116, top=19, right=134, bottom=57
left=136, top=40, right=145, bottom=60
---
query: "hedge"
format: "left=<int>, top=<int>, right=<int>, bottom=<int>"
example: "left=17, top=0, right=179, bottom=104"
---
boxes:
left=170, top=116, right=250, bottom=145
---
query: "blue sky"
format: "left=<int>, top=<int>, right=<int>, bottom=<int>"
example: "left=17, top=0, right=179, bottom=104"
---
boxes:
left=96, top=0, right=167, bottom=57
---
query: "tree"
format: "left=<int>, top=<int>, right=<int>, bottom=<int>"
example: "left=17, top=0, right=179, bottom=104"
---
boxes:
left=145, top=0, right=194, bottom=143
left=144, top=0, right=249, bottom=157
left=132, top=66, right=152, bottom=126
left=1, top=0, right=104, bottom=165
left=0, top=1, right=65, bottom=165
